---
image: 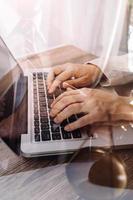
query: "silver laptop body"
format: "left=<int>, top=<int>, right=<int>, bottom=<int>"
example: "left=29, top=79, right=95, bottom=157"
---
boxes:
left=21, top=67, right=133, bottom=157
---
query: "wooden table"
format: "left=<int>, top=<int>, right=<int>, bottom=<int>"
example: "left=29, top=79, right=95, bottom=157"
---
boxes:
left=0, top=45, right=133, bottom=200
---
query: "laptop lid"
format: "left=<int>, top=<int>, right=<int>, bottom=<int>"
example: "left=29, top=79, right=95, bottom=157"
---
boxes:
left=0, top=36, right=27, bottom=141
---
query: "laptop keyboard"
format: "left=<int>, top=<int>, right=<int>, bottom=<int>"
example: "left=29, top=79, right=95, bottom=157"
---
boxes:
left=32, top=72, right=82, bottom=142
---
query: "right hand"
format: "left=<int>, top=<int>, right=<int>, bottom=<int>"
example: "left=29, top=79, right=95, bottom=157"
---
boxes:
left=50, top=88, right=133, bottom=131
left=47, top=63, right=101, bottom=93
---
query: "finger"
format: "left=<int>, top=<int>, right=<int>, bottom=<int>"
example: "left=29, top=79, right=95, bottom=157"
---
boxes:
left=47, top=66, right=64, bottom=89
left=50, top=94, right=84, bottom=117
left=48, top=79, right=61, bottom=94
left=64, top=114, right=95, bottom=131
left=47, top=70, right=55, bottom=89
left=54, top=103, right=83, bottom=124
left=51, top=89, right=80, bottom=108
left=48, top=71, right=73, bottom=93
left=63, top=76, right=88, bottom=88
left=66, top=87, right=74, bottom=91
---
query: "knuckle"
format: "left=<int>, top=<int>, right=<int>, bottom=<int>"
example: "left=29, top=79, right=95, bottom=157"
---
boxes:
left=65, top=106, right=72, bottom=113
left=58, top=112, right=65, bottom=121
left=52, top=107, right=59, bottom=115
left=69, top=104, right=77, bottom=110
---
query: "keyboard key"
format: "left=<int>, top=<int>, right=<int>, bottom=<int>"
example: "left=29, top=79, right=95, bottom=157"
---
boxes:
left=61, top=119, right=68, bottom=127
left=34, top=110, right=38, bottom=115
left=41, top=124, right=49, bottom=130
left=39, top=93, right=45, bottom=97
left=40, top=103, right=47, bottom=107
left=34, top=89, right=37, bottom=93
left=41, top=118, right=48, bottom=123
left=33, top=79, right=37, bottom=84
left=38, top=89, right=45, bottom=93
left=34, top=123, right=39, bottom=128
left=51, top=123, right=60, bottom=133
left=39, top=98, right=46, bottom=102
left=34, top=98, right=37, bottom=102
left=44, top=73, right=48, bottom=80
left=33, top=74, right=36, bottom=80
left=40, top=107, right=47, bottom=112
left=40, top=110, right=48, bottom=117
left=38, top=80, right=43, bottom=83
left=38, top=78, right=43, bottom=81
left=34, top=107, right=38, bottom=111
left=52, top=133, right=61, bottom=140
left=62, top=129, right=72, bottom=139
left=35, top=134, right=40, bottom=142
left=34, top=115, right=39, bottom=120
left=47, top=93, right=53, bottom=99
left=40, top=112, right=48, bottom=117
left=41, top=131, right=51, bottom=141
left=34, top=128, right=40, bottom=134
left=34, top=105, right=38, bottom=109
left=34, top=121, right=39, bottom=126
left=34, top=94, right=37, bottom=99
left=33, top=73, right=36, bottom=76
left=72, top=130, right=81, bottom=138
left=69, top=115, right=77, bottom=123
left=34, top=99, right=38, bottom=104
left=37, top=72, right=43, bottom=76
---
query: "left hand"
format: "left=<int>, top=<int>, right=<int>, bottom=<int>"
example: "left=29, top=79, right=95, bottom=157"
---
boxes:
left=50, top=88, right=131, bottom=131
left=47, top=63, right=101, bottom=93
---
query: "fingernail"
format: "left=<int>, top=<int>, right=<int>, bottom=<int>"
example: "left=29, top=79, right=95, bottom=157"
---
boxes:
left=50, top=104, right=53, bottom=108
left=48, top=87, right=53, bottom=93
left=63, top=82, right=66, bottom=87
left=54, top=118, right=59, bottom=123
left=48, top=89, right=52, bottom=94
left=64, top=126, right=70, bottom=131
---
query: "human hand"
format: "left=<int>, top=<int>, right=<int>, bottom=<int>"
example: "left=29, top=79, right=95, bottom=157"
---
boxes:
left=50, top=88, right=133, bottom=131
left=47, top=63, right=101, bottom=93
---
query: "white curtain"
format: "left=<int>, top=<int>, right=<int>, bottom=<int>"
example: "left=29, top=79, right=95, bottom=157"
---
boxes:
left=0, top=0, right=129, bottom=58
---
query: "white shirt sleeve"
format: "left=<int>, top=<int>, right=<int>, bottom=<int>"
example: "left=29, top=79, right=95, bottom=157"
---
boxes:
left=89, top=54, right=133, bottom=86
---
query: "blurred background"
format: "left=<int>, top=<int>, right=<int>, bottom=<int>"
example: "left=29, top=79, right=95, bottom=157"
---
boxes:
left=0, top=0, right=131, bottom=59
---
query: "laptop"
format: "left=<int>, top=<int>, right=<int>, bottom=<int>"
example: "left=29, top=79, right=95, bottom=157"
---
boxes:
left=0, top=36, right=133, bottom=157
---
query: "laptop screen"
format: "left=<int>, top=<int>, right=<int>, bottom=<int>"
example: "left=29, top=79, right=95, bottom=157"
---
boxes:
left=0, top=36, right=23, bottom=94
left=0, top=38, right=17, bottom=79
left=0, top=36, right=26, bottom=142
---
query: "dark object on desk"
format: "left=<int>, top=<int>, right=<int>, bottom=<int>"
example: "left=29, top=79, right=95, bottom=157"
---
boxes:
left=89, top=153, right=127, bottom=189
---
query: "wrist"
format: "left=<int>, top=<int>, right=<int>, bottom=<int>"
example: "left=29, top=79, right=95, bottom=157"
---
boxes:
left=110, top=96, right=133, bottom=121
left=86, top=63, right=106, bottom=86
